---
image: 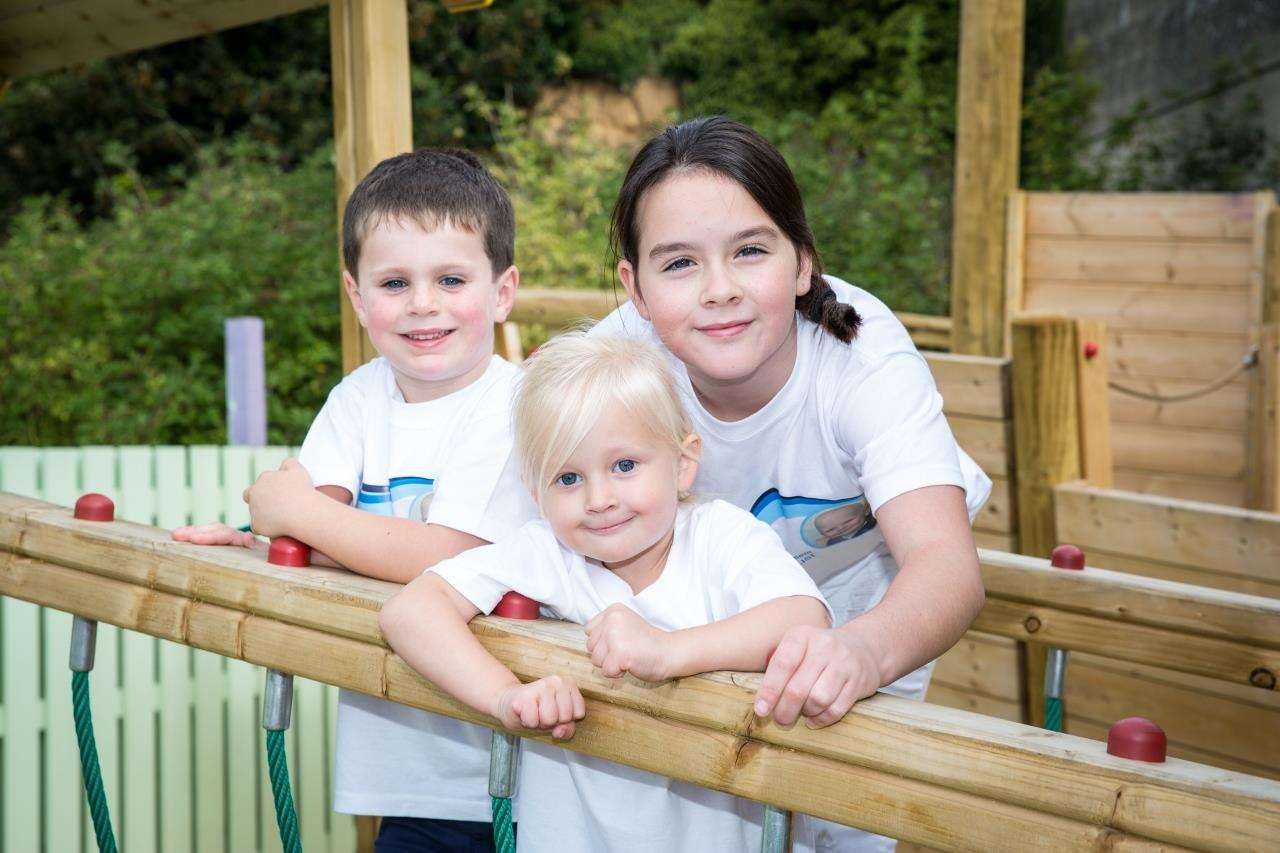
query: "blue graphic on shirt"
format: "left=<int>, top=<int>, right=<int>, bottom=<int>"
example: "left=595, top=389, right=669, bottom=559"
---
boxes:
left=356, top=475, right=435, bottom=520
left=750, top=489, right=877, bottom=549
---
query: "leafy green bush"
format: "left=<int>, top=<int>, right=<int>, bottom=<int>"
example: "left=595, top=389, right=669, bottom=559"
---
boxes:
left=0, top=141, right=340, bottom=446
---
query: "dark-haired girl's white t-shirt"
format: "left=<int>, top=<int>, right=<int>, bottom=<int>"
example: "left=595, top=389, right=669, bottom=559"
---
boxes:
left=592, top=275, right=992, bottom=690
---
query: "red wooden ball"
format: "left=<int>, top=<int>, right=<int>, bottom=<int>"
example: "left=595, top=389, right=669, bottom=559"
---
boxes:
left=268, top=536, right=312, bottom=568
left=1107, top=717, right=1167, bottom=763
left=74, top=493, right=115, bottom=522
left=493, top=591, right=540, bottom=620
left=1050, top=544, right=1085, bottom=571
left=1083, top=341, right=1100, bottom=360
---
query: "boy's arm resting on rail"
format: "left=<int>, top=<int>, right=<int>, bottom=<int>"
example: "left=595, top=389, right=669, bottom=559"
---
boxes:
left=755, top=484, right=983, bottom=728
left=243, top=458, right=487, bottom=582
left=586, top=596, right=830, bottom=682
left=379, top=571, right=585, bottom=739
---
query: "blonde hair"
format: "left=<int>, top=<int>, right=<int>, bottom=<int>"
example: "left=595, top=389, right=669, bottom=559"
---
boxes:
left=514, top=331, right=692, bottom=501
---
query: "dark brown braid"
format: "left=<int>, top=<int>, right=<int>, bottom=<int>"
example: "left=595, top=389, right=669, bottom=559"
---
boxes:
left=797, top=275, right=862, bottom=343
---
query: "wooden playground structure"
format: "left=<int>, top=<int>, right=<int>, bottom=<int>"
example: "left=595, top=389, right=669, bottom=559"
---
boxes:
left=3, top=0, right=1280, bottom=850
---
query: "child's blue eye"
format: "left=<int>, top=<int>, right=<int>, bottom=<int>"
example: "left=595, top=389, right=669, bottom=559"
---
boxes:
left=737, top=245, right=767, bottom=258
left=555, top=472, right=581, bottom=487
left=383, top=278, right=409, bottom=290
left=612, top=459, right=636, bottom=473
left=661, top=257, right=694, bottom=273
left=440, top=276, right=464, bottom=288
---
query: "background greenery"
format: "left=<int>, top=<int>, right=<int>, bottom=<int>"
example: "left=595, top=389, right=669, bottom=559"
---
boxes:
left=3, top=0, right=1276, bottom=445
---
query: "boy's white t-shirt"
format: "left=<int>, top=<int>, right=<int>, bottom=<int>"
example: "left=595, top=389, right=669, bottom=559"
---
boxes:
left=431, top=499, right=833, bottom=853
left=298, top=354, right=536, bottom=820
left=593, top=278, right=992, bottom=852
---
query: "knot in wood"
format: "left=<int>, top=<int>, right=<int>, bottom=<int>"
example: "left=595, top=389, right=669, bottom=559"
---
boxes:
left=1250, top=667, right=1276, bottom=690
left=1023, top=615, right=1042, bottom=634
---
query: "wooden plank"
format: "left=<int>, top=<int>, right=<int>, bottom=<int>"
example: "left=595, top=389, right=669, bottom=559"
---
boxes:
left=5, top=552, right=1279, bottom=853
left=926, top=353, right=1011, bottom=419
left=1111, top=421, right=1245, bottom=479
left=1024, top=192, right=1260, bottom=241
left=0, top=0, right=326, bottom=78
left=1002, top=190, right=1027, bottom=358
left=1266, top=208, right=1280, bottom=324
left=1246, top=325, right=1280, bottom=510
left=1075, top=318, right=1112, bottom=487
left=973, top=529, right=1015, bottom=551
left=1069, top=546, right=1280, bottom=600
left=1107, top=329, right=1253, bottom=382
left=947, top=414, right=1010, bottom=477
left=1023, top=282, right=1251, bottom=334
left=931, top=631, right=1022, bottom=703
left=1064, top=653, right=1280, bottom=781
left=1053, top=481, right=1280, bottom=587
left=506, top=288, right=619, bottom=327
left=331, top=0, right=413, bottom=374
left=1111, top=469, right=1246, bottom=508
left=949, top=0, right=1024, bottom=357
left=974, top=475, right=1013, bottom=534
left=1011, top=316, right=1081, bottom=557
left=897, top=313, right=952, bottom=351
left=494, top=321, right=524, bottom=363
left=924, top=681, right=1022, bottom=722
left=1110, top=380, right=1246, bottom=431
left=1025, top=238, right=1253, bottom=287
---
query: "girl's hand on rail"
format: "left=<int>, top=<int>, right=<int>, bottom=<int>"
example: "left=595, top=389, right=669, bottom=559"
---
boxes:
left=586, top=603, right=671, bottom=682
left=494, top=676, right=585, bottom=740
left=242, top=458, right=318, bottom=538
left=753, top=626, right=880, bottom=728
left=171, top=522, right=264, bottom=551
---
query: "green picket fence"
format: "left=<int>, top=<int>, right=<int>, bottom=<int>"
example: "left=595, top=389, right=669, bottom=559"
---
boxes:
left=0, top=445, right=358, bottom=853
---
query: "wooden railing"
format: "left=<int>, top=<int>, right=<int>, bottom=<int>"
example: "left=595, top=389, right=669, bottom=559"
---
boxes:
left=3, top=491, right=1278, bottom=852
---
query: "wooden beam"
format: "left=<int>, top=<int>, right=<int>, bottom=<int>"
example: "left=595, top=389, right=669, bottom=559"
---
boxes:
left=0, top=0, right=325, bottom=78
left=3, top=505, right=1279, bottom=851
left=949, top=0, right=1026, bottom=356
left=331, top=0, right=413, bottom=374
left=1074, top=317, right=1113, bottom=487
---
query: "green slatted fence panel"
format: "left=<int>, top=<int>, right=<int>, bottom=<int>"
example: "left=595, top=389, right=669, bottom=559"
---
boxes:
left=1, top=449, right=41, bottom=852
left=296, top=678, right=326, bottom=850
left=222, top=447, right=254, bottom=531
left=119, top=447, right=160, bottom=852
left=155, top=447, right=196, bottom=853
left=188, top=445, right=229, bottom=853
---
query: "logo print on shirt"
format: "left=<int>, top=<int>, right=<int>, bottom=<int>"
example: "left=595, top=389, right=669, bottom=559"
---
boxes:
left=357, top=475, right=435, bottom=520
left=750, top=489, right=877, bottom=549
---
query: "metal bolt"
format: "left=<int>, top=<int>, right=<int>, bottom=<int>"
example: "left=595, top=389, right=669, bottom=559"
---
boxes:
left=1023, top=615, right=1042, bottom=634
left=1249, top=667, right=1276, bottom=690
left=262, top=670, right=294, bottom=731
left=69, top=616, right=98, bottom=672
left=489, top=731, right=520, bottom=799
left=1044, top=648, right=1069, bottom=699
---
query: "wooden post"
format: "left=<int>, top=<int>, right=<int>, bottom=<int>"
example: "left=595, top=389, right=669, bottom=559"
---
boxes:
left=330, top=0, right=413, bottom=375
left=1246, top=208, right=1280, bottom=510
left=950, top=0, right=1026, bottom=357
left=1073, top=318, right=1112, bottom=488
left=1011, top=315, right=1083, bottom=726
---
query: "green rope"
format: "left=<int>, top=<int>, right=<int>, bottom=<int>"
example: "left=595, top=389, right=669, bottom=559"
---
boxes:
left=491, top=795, right=516, bottom=853
left=72, top=670, right=118, bottom=853
left=1044, top=695, right=1064, bottom=733
left=266, top=729, right=303, bottom=853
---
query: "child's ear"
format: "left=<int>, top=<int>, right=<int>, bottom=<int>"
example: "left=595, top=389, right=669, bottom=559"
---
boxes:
left=677, top=433, right=701, bottom=494
left=493, top=265, right=519, bottom=323
left=343, top=270, right=369, bottom=327
left=618, top=260, right=651, bottom=322
left=795, top=249, right=814, bottom=298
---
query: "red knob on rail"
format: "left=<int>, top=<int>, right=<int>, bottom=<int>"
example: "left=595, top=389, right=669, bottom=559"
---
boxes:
left=74, top=493, right=115, bottom=522
left=1107, top=717, right=1166, bottom=763
left=494, top=592, right=540, bottom=620
left=1050, top=544, right=1085, bottom=571
left=268, top=536, right=312, bottom=568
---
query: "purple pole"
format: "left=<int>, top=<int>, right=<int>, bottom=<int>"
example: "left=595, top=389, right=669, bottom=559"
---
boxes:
left=225, top=317, right=267, bottom=446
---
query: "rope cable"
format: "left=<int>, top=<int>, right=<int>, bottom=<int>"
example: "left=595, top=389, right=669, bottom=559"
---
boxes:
left=1107, top=346, right=1258, bottom=403
left=266, top=728, right=303, bottom=853
left=72, top=670, right=118, bottom=853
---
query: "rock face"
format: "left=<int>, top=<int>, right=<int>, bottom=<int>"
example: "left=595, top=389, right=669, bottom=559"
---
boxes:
left=535, top=76, right=680, bottom=147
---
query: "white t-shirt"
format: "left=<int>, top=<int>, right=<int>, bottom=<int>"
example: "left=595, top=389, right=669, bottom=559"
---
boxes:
left=594, top=278, right=991, bottom=852
left=298, top=355, right=536, bottom=820
left=431, top=499, right=832, bottom=853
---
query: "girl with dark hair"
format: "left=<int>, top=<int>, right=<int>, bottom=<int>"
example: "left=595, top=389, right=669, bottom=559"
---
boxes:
left=595, top=116, right=992, bottom=851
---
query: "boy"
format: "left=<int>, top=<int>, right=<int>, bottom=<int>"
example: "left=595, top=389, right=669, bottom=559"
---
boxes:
left=173, top=148, right=535, bottom=851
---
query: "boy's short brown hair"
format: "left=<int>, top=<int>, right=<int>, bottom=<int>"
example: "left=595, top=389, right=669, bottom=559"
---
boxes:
left=341, top=148, right=515, bottom=278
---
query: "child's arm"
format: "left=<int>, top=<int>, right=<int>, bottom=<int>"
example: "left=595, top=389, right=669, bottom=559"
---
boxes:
left=379, top=571, right=586, bottom=739
left=244, top=459, right=486, bottom=582
left=585, top=596, right=830, bottom=682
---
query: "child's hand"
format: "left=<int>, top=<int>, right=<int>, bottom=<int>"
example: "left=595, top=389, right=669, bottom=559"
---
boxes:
left=171, top=522, right=264, bottom=551
left=585, top=603, right=672, bottom=682
left=242, top=458, right=318, bottom=538
left=493, top=676, right=585, bottom=740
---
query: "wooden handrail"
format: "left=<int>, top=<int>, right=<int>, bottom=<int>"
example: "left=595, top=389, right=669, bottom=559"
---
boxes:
left=2, top=492, right=1278, bottom=850
left=506, top=289, right=952, bottom=351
